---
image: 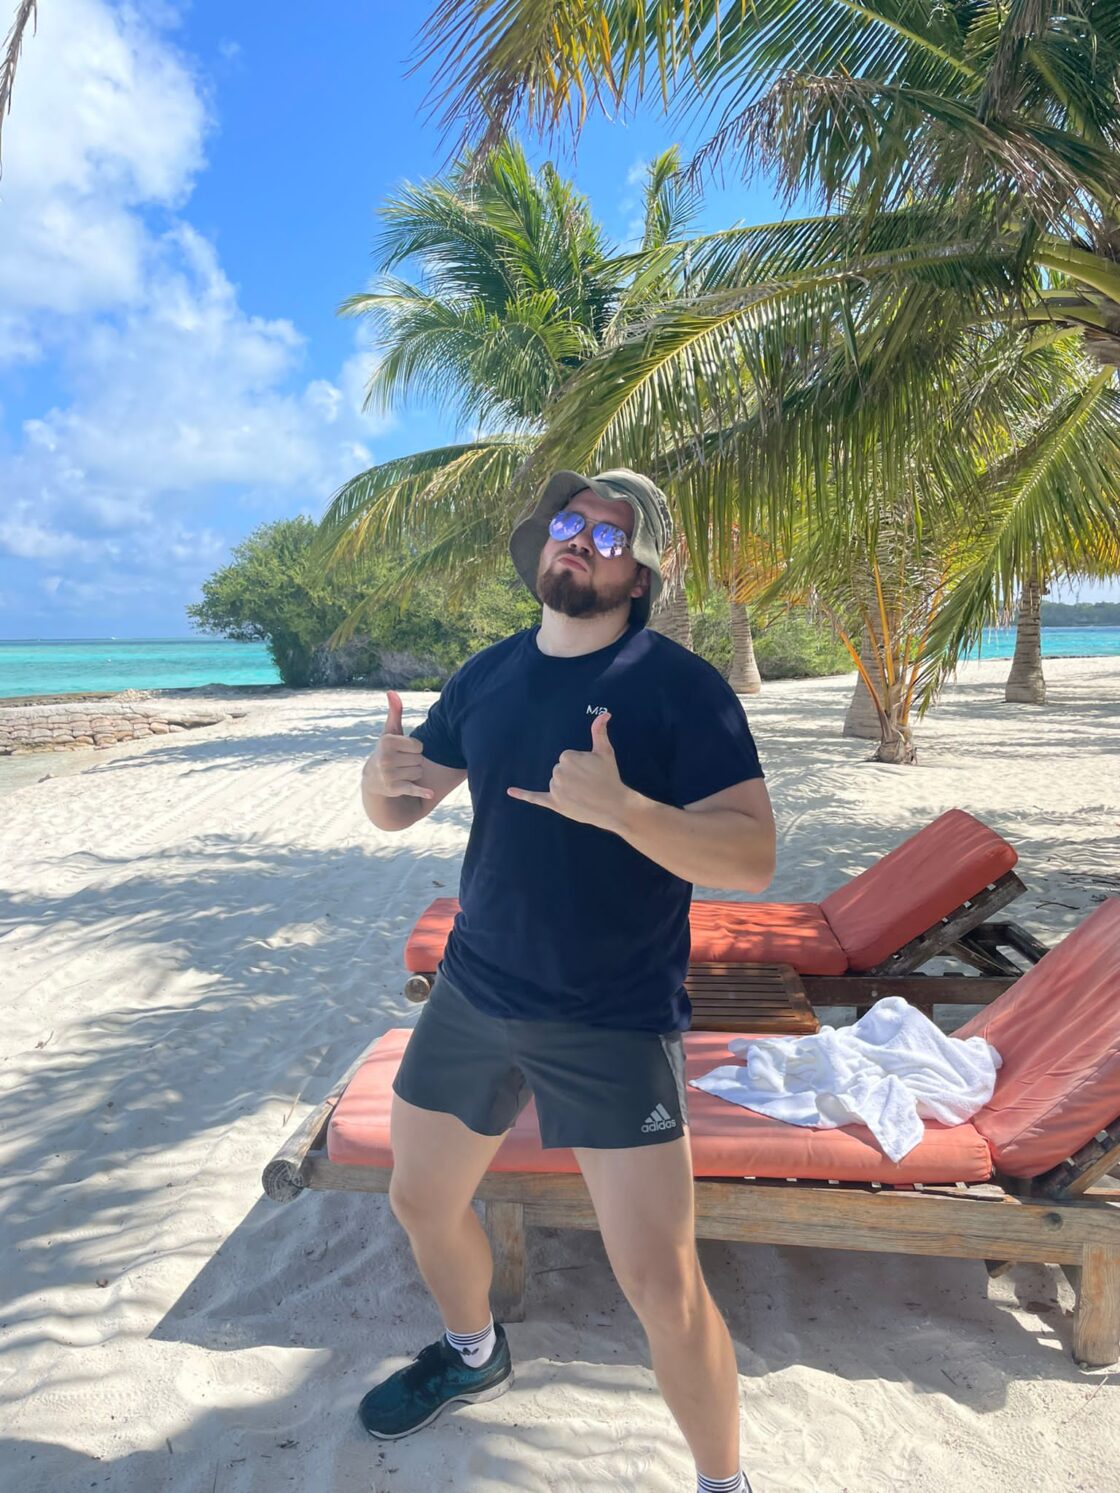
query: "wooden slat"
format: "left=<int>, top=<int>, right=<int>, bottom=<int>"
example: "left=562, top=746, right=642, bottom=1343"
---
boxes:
left=1040, top=1120, right=1120, bottom=1200
left=803, top=975, right=1014, bottom=1005
left=302, top=1157, right=1120, bottom=1265
left=866, top=872, right=1025, bottom=976
left=685, top=961, right=819, bottom=1035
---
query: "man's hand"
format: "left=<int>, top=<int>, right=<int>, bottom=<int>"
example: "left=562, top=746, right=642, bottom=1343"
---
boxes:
left=507, top=712, right=632, bottom=830
left=362, top=690, right=435, bottom=801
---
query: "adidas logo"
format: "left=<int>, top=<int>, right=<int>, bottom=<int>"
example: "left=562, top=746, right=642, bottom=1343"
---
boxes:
left=641, top=1102, right=677, bottom=1134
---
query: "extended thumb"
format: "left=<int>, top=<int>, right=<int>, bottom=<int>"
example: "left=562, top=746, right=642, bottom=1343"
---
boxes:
left=384, top=690, right=404, bottom=734
left=591, top=710, right=613, bottom=750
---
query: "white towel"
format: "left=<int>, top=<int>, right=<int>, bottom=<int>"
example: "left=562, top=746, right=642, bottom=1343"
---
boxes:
left=689, top=997, right=1002, bottom=1163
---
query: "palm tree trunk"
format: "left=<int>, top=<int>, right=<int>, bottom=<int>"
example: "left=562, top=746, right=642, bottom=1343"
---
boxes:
left=874, top=717, right=917, bottom=764
left=1005, top=578, right=1047, bottom=704
left=843, top=624, right=917, bottom=763
left=728, top=600, right=761, bottom=693
left=843, top=629, right=883, bottom=739
left=649, top=576, right=693, bottom=650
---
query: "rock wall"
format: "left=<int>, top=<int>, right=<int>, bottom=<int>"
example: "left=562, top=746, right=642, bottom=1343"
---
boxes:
left=0, top=697, right=247, bottom=754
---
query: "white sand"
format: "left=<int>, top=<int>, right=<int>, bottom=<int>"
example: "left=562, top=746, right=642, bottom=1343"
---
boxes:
left=1, top=657, right=1117, bottom=1493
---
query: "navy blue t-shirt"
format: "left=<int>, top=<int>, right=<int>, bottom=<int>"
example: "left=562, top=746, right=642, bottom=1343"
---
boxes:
left=410, top=620, right=764, bottom=1032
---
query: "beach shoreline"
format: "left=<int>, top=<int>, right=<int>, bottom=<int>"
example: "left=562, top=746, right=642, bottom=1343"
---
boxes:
left=0, top=681, right=293, bottom=709
left=3, top=621, right=1119, bottom=705
left=2, top=654, right=1117, bottom=1492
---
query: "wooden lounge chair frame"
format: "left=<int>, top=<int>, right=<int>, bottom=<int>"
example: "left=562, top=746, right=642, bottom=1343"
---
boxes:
left=262, top=1038, right=1120, bottom=1370
left=402, top=872, right=1047, bottom=1026
left=806, top=870, right=1049, bottom=1017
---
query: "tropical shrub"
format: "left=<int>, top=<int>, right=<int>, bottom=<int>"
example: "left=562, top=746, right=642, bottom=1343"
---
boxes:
left=189, top=518, right=539, bottom=686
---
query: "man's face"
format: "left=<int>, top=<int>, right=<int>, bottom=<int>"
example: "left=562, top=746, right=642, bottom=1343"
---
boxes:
left=536, top=488, right=649, bottom=619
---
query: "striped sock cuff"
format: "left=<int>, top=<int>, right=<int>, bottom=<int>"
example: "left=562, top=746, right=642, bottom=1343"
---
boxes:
left=445, top=1319, right=495, bottom=1352
left=697, top=1474, right=747, bottom=1493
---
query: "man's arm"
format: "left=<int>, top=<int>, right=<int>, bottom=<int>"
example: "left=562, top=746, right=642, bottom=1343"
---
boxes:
left=362, top=756, right=468, bottom=830
left=360, top=689, right=468, bottom=831
left=611, top=777, right=775, bottom=892
left=506, top=711, right=774, bottom=891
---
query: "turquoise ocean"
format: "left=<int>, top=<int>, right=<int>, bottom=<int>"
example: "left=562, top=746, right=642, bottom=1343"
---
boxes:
left=0, top=628, right=1117, bottom=700
left=0, top=638, right=281, bottom=699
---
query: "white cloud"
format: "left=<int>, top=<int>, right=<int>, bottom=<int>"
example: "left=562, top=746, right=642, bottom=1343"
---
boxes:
left=0, top=0, right=206, bottom=323
left=23, top=225, right=375, bottom=499
left=0, top=510, right=110, bottom=562
left=0, top=0, right=389, bottom=632
left=0, top=312, right=42, bottom=366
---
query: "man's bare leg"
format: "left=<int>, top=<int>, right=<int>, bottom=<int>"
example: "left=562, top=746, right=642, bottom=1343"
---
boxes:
left=389, top=1093, right=509, bottom=1333
left=576, top=1137, right=742, bottom=1481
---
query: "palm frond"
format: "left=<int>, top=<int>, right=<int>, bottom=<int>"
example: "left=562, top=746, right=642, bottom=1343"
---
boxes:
left=915, top=366, right=1120, bottom=705
left=318, top=436, right=536, bottom=569
left=0, top=0, right=36, bottom=174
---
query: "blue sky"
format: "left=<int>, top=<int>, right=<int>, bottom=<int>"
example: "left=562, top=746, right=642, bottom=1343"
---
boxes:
left=1, top=1, right=1116, bottom=638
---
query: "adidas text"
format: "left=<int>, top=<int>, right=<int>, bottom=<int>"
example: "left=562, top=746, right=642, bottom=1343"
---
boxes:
left=641, top=1103, right=677, bottom=1134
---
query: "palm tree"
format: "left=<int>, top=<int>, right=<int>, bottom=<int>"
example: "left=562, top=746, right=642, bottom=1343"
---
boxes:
left=416, top=4, right=1120, bottom=373
left=413, top=2, right=1120, bottom=726
left=727, top=598, right=761, bottom=695
left=1005, top=576, right=1048, bottom=705
left=317, top=140, right=706, bottom=633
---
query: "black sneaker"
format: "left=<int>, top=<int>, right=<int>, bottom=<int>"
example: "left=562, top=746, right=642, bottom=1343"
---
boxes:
left=358, top=1323, right=512, bottom=1439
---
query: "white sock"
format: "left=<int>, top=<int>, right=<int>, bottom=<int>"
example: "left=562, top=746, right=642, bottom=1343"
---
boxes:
left=697, top=1474, right=749, bottom=1493
left=444, top=1317, right=496, bottom=1367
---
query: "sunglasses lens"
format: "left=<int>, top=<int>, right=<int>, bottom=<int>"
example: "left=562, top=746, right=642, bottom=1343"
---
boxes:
left=593, top=523, right=627, bottom=558
left=549, top=510, right=585, bottom=540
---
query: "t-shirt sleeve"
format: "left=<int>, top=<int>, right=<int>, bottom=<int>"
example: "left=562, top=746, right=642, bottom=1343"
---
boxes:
left=668, top=664, right=764, bottom=807
left=409, top=670, right=467, bottom=770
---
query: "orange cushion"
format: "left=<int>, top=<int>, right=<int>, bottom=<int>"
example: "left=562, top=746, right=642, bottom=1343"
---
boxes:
left=327, top=1028, right=993, bottom=1185
left=956, top=899, right=1120, bottom=1179
left=820, top=809, right=1018, bottom=972
left=685, top=900, right=847, bottom=974
left=405, top=897, right=848, bottom=977
left=404, top=898, right=462, bottom=973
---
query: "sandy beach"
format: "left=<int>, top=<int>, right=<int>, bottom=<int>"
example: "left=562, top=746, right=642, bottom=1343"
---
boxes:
left=1, top=656, right=1118, bottom=1493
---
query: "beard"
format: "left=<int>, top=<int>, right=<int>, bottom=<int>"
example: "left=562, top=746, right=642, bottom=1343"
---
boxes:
left=537, top=555, right=642, bottom=619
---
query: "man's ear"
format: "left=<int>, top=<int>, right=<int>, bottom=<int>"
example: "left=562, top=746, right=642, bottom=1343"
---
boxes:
left=631, top=564, right=650, bottom=599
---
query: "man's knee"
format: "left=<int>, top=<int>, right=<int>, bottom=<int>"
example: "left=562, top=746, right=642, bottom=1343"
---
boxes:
left=611, top=1245, right=708, bottom=1331
left=388, top=1170, right=463, bottom=1234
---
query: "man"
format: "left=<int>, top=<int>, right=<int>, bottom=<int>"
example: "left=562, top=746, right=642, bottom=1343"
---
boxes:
left=359, top=469, right=774, bottom=1493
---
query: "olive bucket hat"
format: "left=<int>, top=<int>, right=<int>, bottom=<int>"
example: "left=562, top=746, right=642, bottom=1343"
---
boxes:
left=508, top=468, right=673, bottom=629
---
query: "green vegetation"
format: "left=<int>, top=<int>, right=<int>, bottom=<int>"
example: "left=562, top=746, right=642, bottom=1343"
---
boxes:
left=199, top=10, right=1120, bottom=724
left=187, top=519, right=357, bottom=688
left=191, top=517, right=844, bottom=688
left=316, top=138, right=704, bottom=629
left=691, top=596, right=851, bottom=682
left=411, top=2, right=1120, bottom=759
left=1040, top=602, right=1120, bottom=626
left=188, top=518, right=538, bottom=687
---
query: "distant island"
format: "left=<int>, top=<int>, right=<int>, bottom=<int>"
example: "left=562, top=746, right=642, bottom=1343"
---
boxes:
left=1039, top=601, right=1120, bottom=626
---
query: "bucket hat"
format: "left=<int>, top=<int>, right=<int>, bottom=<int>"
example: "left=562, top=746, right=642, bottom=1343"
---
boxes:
left=508, top=468, right=673, bottom=628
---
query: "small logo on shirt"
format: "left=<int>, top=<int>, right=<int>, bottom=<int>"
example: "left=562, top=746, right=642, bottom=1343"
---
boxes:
left=586, top=704, right=609, bottom=716
left=641, top=1103, right=678, bottom=1134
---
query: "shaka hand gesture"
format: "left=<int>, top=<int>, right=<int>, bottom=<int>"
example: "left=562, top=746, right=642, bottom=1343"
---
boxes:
left=507, top=712, right=628, bottom=831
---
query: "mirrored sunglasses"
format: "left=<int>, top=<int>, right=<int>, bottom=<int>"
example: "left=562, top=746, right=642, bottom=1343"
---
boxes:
left=548, top=509, right=630, bottom=559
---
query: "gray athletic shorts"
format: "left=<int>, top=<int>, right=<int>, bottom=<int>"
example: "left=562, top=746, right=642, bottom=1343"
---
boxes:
left=392, top=968, right=689, bottom=1150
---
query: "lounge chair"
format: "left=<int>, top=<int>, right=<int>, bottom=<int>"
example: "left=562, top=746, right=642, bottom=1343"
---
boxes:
left=262, top=899, right=1120, bottom=1368
left=402, top=810, right=1047, bottom=1030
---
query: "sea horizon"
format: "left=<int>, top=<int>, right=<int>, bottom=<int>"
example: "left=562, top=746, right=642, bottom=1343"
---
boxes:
left=1, top=627, right=1118, bottom=701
